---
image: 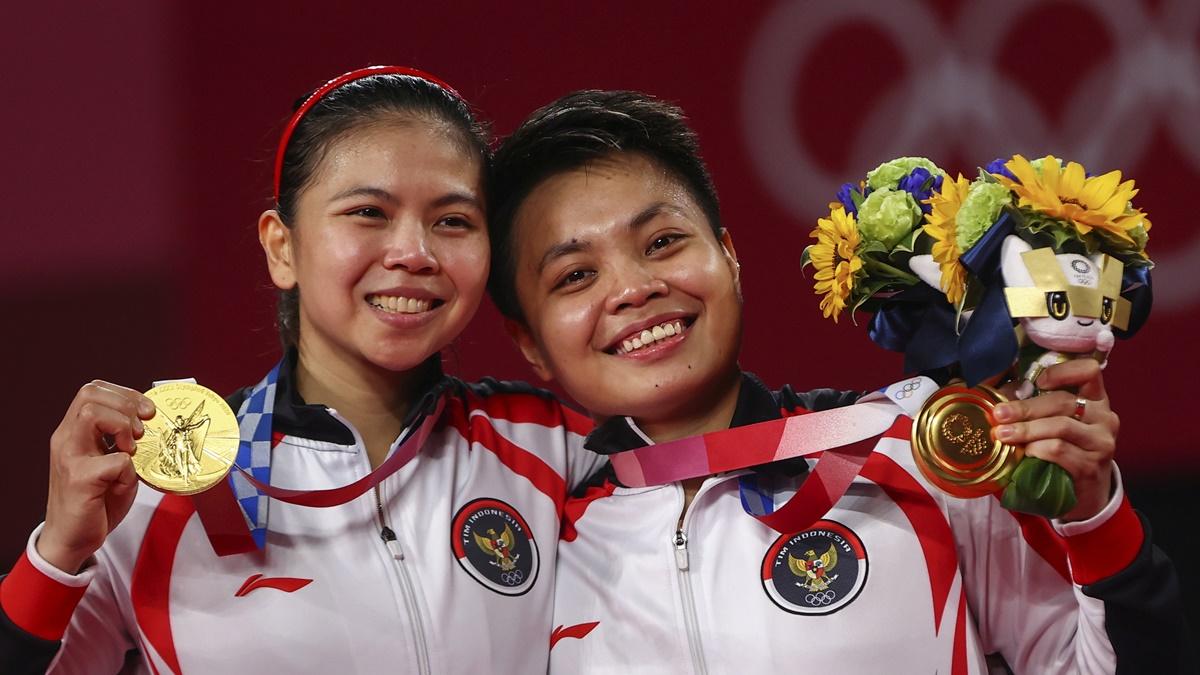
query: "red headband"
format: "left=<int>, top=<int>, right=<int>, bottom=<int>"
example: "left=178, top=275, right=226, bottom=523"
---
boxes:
left=272, top=65, right=462, bottom=202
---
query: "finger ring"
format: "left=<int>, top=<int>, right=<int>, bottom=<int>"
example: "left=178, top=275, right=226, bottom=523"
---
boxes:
left=101, top=434, right=117, bottom=452
left=1072, top=397, right=1087, bottom=421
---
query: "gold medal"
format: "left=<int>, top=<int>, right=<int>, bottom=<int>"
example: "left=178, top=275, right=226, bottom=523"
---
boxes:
left=911, top=383, right=1022, bottom=499
left=133, top=382, right=239, bottom=495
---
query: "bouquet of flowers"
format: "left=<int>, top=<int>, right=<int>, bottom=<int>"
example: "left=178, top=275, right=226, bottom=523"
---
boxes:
left=803, top=154, right=1154, bottom=517
left=803, top=154, right=1153, bottom=384
left=802, top=157, right=946, bottom=321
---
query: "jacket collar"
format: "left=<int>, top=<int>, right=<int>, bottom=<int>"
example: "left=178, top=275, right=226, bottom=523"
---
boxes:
left=265, top=349, right=452, bottom=445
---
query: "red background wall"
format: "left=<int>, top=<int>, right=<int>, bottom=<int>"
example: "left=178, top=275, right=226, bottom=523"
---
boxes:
left=3, top=0, right=1196, bottom=621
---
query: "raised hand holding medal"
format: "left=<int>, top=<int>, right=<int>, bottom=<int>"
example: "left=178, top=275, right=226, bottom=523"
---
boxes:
left=39, top=381, right=157, bottom=574
left=991, top=358, right=1120, bottom=522
left=39, top=377, right=246, bottom=574
left=803, top=155, right=1152, bottom=519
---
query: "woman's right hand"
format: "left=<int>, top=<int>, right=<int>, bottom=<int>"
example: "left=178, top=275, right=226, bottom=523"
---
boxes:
left=37, top=381, right=156, bottom=574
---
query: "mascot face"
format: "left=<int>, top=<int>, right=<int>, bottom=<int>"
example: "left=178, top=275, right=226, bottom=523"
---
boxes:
left=1000, top=236, right=1129, bottom=353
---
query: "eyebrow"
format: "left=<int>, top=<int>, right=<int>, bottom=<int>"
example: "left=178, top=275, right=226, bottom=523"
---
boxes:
left=535, top=201, right=684, bottom=274
left=431, top=191, right=483, bottom=210
left=329, top=186, right=399, bottom=203
left=629, top=202, right=686, bottom=230
left=328, top=187, right=482, bottom=211
left=536, top=239, right=591, bottom=275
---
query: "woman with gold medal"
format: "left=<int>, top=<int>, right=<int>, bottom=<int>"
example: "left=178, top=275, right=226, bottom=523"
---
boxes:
left=0, top=67, right=605, bottom=673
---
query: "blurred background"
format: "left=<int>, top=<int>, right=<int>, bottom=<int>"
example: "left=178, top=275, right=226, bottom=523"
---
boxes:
left=3, top=0, right=1195, bottom=633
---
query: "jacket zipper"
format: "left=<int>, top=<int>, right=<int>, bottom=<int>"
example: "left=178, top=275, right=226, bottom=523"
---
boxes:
left=375, top=485, right=432, bottom=675
left=326, top=408, right=432, bottom=675
left=674, top=484, right=709, bottom=675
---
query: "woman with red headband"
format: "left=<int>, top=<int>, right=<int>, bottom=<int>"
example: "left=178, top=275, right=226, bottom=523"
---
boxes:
left=0, top=67, right=602, bottom=673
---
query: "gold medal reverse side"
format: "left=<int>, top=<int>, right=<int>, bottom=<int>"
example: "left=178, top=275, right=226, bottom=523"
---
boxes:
left=133, top=382, right=239, bottom=495
left=911, top=383, right=1023, bottom=499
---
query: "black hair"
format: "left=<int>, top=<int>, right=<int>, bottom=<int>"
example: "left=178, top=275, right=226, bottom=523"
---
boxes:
left=487, top=90, right=721, bottom=322
left=274, top=73, right=490, bottom=348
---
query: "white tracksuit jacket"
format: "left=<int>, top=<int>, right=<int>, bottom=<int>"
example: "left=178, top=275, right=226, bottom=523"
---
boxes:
left=0, top=354, right=604, bottom=674
left=550, top=373, right=1191, bottom=674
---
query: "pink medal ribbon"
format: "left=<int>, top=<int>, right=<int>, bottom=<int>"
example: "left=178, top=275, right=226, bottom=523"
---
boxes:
left=609, top=378, right=936, bottom=533
left=240, top=398, right=443, bottom=506
left=193, top=399, right=445, bottom=556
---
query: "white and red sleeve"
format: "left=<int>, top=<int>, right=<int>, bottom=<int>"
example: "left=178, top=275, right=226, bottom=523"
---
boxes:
left=0, top=524, right=133, bottom=673
left=2, top=524, right=95, bottom=642
left=949, top=463, right=1189, bottom=673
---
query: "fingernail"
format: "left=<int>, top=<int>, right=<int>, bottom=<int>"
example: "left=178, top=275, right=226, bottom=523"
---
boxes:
left=994, top=424, right=1015, bottom=441
left=993, top=404, right=1014, bottom=422
left=134, top=419, right=144, bottom=435
left=140, top=399, right=154, bottom=416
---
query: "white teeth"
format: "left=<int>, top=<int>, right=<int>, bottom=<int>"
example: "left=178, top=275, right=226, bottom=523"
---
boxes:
left=616, top=319, right=688, bottom=355
left=368, top=294, right=434, bottom=314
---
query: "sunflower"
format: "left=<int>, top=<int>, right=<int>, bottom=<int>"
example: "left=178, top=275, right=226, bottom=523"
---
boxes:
left=995, top=154, right=1141, bottom=244
left=922, top=173, right=970, bottom=305
left=808, top=205, right=864, bottom=322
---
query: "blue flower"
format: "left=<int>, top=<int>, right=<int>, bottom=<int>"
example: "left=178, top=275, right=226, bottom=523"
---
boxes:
left=985, top=158, right=1016, bottom=181
left=836, top=182, right=861, bottom=216
left=897, top=167, right=944, bottom=214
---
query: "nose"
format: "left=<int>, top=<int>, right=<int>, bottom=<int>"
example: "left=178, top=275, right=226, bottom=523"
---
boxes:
left=382, top=221, right=439, bottom=274
left=604, top=261, right=668, bottom=313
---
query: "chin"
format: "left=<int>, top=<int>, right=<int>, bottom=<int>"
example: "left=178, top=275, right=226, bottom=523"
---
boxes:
left=586, top=377, right=707, bottom=423
left=367, top=343, right=440, bottom=373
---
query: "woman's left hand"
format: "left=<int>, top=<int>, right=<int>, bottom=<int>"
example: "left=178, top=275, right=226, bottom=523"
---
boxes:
left=992, top=358, right=1119, bottom=522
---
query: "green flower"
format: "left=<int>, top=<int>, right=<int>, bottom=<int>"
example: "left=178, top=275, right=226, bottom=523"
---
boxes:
left=866, top=157, right=945, bottom=191
left=856, top=187, right=922, bottom=250
left=955, top=181, right=1013, bottom=252
left=1128, top=221, right=1149, bottom=251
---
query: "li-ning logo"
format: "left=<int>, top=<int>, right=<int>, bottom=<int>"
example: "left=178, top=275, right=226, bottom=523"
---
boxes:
left=550, top=622, right=600, bottom=649
left=761, top=520, right=868, bottom=615
left=234, top=574, right=313, bottom=597
left=451, top=498, right=540, bottom=596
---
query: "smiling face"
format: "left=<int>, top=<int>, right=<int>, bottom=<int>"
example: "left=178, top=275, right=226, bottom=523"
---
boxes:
left=263, top=118, right=488, bottom=376
left=509, top=153, right=743, bottom=426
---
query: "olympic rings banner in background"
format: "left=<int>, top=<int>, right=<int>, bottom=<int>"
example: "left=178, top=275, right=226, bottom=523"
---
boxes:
left=743, top=0, right=1200, bottom=311
left=3, top=0, right=1197, bottom=571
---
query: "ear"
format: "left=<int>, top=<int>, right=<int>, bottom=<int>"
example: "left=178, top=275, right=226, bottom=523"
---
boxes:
left=503, top=318, right=553, bottom=382
left=259, top=210, right=297, bottom=290
left=999, top=235, right=1034, bottom=288
left=718, top=228, right=741, bottom=289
